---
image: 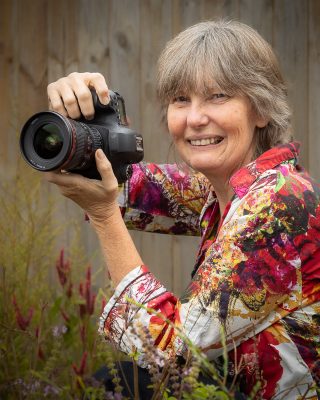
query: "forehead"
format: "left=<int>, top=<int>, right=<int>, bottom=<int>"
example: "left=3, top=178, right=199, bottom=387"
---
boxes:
left=161, top=57, right=237, bottom=104
left=165, top=70, right=225, bottom=99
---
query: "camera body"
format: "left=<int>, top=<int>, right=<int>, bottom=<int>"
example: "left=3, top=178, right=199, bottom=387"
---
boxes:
left=20, top=90, right=144, bottom=183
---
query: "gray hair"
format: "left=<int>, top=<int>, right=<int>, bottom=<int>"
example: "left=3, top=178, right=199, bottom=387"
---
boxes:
left=157, top=20, right=292, bottom=157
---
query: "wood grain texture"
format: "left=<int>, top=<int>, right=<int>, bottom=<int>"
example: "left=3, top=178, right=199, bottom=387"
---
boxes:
left=273, top=0, right=309, bottom=166
left=0, top=0, right=13, bottom=173
left=239, top=0, right=272, bottom=43
left=78, top=0, right=110, bottom=74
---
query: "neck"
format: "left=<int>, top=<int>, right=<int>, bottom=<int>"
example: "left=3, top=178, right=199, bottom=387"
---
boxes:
left=207, top=175, right=234, bottom=217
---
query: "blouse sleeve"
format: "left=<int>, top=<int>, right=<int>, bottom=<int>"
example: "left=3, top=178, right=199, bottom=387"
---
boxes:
left=118, top=162, right=210, bottom=236
left=100, top=168, right=319, bottom=366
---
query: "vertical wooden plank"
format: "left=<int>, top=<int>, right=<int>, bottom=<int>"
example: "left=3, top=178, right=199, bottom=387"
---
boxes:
left=140, top=0, right=172, bottom=164
left=202, top=0, right=240, bottom=20
left=308, top=0, right=320, bottom=181
left=78, top=0, right=110, bottom=75
left=0, top=0, right=14, bottom=176
left=0, top=0, right=48, bottom=178
left=239, top=0, right=273, bottom=43
left=180, top=0, right=203, bottom=29
left=172, top=0, right=208, bottom=36
left=273, top=0, right=309, bottom=167
left=16, top=0, right=48, bottom=121
left=109, top=0, right=141, bottom=130
left=47, top=0, right=79, bottom=82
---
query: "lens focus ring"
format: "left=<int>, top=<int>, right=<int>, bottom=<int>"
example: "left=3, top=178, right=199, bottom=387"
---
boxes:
left=82, top=124, right=103, bottom=151
left=64, top=121, right=103, bottom=171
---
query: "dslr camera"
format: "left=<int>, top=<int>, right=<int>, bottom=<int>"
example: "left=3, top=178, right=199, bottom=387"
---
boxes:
left=20, top=90, right=144, bottom=183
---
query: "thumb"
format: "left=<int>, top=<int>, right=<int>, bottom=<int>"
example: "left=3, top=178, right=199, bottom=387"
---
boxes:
left=95, top=149, right=117, bottom=184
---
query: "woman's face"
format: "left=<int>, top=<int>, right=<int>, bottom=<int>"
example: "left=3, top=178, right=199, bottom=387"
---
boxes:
left=167, top=89, right=266, bottom=183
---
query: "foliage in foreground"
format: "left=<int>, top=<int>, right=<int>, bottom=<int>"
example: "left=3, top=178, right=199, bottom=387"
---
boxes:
left=0, top=170, right=248, bottom=399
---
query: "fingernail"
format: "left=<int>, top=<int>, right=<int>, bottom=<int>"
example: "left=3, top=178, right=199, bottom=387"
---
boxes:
left=96, top=149, right=105, bottom=159
left=101, top=95, right=109, bottom=105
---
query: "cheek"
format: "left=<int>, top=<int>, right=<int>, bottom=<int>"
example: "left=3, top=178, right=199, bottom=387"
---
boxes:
left=167, top=113, right=184, bottom=139
left=222, top=109, right=255, bottom=138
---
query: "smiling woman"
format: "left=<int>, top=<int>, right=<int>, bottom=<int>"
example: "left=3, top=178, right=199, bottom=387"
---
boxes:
left=44, top=20, right=319, bottom=400
left=167, top=92, right=264, bottom=212
left=157, top=21, right=292, bottom=159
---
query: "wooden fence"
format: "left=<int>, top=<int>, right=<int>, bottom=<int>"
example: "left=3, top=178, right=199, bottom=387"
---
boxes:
left=1, top=0, right=319, bottom=294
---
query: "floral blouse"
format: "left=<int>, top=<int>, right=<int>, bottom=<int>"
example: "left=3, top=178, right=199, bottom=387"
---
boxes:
left=99, top=142, right=320, bottom=399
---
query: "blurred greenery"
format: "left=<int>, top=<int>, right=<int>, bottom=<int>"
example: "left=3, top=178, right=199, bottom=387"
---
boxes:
left=0, top=167, right=246, bottom=399
left=0, top=168, right=114, bottom=399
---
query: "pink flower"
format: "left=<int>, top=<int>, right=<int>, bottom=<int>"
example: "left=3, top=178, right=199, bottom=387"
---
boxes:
left=78, top=266, right=96, bottom=318
left=56, top=249, right=72, bottom=297
left=12, top=296, right=33, bottom=331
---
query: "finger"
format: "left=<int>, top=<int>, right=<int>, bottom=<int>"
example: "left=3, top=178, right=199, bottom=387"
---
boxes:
left=48, top=80, right=82, bottom=119
left=43, top=170, right=85, bottom=188
left=86, top=72, right=110, bottom=105
left=66, top=73, right=96, bottom=119
left=74, top=85, right=95, bottom=120
left=47, top=83, right=68, bottom=116
left=57, top=82, right=84, bottom=119
left=95, top=149, right=118, bottom=189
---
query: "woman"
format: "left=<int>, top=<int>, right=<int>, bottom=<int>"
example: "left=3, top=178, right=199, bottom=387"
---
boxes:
left=45, top=20, right=319, bottom=399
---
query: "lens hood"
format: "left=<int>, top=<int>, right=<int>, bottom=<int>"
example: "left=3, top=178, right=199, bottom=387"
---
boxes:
left=20, top=111, right=74, bottom=171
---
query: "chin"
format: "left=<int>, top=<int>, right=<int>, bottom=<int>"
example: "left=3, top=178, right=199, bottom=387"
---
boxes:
left=187, top=157, right=220, bottom=172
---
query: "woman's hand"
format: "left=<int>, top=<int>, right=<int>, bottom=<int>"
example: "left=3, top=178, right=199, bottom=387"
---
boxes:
left=47, top=72, right=110, bottom=120
left=44, top=149, right=119, bottom=228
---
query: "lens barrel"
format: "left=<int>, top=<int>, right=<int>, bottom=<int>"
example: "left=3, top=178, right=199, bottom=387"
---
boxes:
left=20, top=111, right=102, bottom=172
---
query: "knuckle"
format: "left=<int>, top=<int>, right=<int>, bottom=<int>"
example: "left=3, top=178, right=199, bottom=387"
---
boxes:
left=93, top=72, right=103, bottom=79
left=68, top=72, right=79, bottom=79
left=63, top=95, right=77, bottom=107
left=56, top=77, right=67, bottom=86
left=100, top=163, right=112, bottom=173
left=47, top=82, right=54, bottom=91
left=49, top=98, right=61, bottom=108
left=77, top=90, right=92, bottom=102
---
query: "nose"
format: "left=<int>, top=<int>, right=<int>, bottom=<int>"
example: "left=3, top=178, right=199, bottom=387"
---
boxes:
left=187, top=102, right=210, bottom=129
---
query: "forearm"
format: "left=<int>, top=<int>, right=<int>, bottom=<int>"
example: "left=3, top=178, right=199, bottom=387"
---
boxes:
left=92, top=205, right=143, bottom=286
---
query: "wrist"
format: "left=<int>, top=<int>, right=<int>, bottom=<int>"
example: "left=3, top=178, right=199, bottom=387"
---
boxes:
left=88, top=203, right=121, bottom=230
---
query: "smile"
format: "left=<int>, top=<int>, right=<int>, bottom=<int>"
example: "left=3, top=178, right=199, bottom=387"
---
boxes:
left=189, top=136, right=224, bottom=146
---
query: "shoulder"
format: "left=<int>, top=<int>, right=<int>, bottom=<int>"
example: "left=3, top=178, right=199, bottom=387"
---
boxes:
left=242, top=161, right=319, bottom=208
left=228, top=162, right=320, bottom=239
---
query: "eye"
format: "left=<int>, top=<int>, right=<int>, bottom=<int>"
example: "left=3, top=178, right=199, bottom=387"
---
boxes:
left=171, top=95, right=189, bottom=104
left=208, top=93, right=229, bottom=101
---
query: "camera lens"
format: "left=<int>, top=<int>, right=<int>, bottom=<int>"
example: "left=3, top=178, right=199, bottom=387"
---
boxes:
left=20, top=111, right=103, bottom=174
left=33, top=123, right=63, bottom=159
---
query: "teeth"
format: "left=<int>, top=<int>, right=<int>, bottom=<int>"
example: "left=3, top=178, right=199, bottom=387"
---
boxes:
left=190, top=137, right=223, bottom=146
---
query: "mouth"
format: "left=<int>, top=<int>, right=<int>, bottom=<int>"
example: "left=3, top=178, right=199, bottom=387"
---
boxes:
left=188, top=136, right=224, bottom=146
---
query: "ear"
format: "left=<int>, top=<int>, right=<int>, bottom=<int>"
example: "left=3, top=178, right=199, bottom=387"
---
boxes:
left=255, top=114, right=269, bottom=128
